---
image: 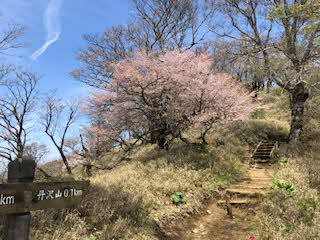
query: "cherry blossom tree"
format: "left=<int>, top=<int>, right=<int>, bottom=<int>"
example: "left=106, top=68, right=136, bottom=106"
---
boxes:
left=87, top=51, right=254, bottom=149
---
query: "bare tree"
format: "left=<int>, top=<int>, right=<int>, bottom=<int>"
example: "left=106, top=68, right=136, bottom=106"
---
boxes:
left=65, top=134, right=97, bottom=176
left=0, top=23, right=26, bottom=86
left=209, top=0, right=320, bottom=142
left=72, top=26, right=136, bottom=88
left=23, top=142, right=53, bottom=178
left=268, top=0, right=320, bottom=142
left=24, top=142, right=49, bottom=163
left=41, top=94, right=79, bottom=174
left=131, top=0, right=210, bottom=52
left=211, top=40, right=266, bottom=91
left=207, top=0, right=274, bottom=90
left=72, top=0, right=211, bottom=88
left=0, top=70, right=39, bottom=161
left=0, top=23, right=25, bottom=54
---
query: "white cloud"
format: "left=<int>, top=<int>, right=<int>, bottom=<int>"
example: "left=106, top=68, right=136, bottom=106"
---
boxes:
left=30, top=0, right=63, bottom=61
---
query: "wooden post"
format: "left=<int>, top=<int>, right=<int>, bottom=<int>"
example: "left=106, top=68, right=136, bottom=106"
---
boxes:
left=5, top=158, right=36, bottom=240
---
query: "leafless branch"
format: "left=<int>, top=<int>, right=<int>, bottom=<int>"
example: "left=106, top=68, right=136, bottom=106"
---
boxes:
left=0, top=70, right=39, bottom=162
left=40, top=93, right=79, bottom=174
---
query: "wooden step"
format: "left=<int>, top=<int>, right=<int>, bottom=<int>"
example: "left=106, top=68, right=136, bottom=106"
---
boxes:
left=254, top=158, right=272, bottom=162
left=253, top=155, right=272, bottom=158
left=255, top=154, right=272, bottom=156
left=232, top=185, right=269, bottom=190
left=253, top=157, right=272, bottom=159
left=253, top=163, right=272, bottom=168
left=256, top=157, right=272, bottom=159
left=226, top=189, right=265, bottom=198
left=244, top=179, right=272, bottom=184
left=217, top=198, right=259, bottom=207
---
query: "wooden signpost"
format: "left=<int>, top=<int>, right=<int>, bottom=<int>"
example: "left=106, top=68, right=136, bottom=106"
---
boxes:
left=1, top=159, right=89, bottom=240
left=0, top=181, right=89, bottom=215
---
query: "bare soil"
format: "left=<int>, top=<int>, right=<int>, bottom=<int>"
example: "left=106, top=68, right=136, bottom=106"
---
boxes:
left=162, top=165, right=273, bottom=240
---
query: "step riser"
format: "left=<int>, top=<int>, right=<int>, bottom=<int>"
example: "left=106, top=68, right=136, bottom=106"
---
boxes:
left=232, top=187, right=268, bottom=191
left=253, top=160, right=272, bottom=162
left=226, top=192, right=264, bottom=199
left=217, top=201, right=260, bottom=208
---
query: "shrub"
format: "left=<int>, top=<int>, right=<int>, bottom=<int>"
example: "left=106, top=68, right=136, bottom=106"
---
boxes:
left=272, top=178, right=296, bottom=195
left=170, top=192, right=187, bottom=206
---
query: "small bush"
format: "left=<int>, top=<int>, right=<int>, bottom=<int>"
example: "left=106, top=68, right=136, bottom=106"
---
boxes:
left=170, top=192, right=187, bottom=206
left=272, top=178, right=296, bottom=195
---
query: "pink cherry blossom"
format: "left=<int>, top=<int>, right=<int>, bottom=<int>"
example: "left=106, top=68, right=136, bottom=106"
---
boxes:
left=86, top=50, right=255, bottom=149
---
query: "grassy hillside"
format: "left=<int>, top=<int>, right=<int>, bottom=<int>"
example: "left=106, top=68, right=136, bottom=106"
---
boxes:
left=30, top=140, right=247, bottom=239
left=3, top=89, right=319, bottom=240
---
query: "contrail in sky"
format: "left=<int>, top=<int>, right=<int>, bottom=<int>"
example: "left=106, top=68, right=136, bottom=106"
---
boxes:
left=30, top=0, right=63, bottom=60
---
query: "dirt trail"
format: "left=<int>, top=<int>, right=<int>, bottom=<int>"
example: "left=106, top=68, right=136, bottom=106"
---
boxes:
left=164, top=165, right=273, bottom=240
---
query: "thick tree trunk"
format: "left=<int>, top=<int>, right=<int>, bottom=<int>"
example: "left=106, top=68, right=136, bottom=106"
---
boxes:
left=150, top=131, right=157, bottom=144
left=288, top=82, right=309, bottom=143
left=157, top=129, right=167, bottom=150
left=262, top=49, right=272, bottom=92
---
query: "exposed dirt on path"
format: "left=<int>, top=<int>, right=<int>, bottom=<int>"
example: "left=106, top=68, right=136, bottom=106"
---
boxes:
left=163, top=165, right=273, bottom=240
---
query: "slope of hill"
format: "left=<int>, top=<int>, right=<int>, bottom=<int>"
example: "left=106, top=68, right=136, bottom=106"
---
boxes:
left=4, top=89, right=317, bottom=240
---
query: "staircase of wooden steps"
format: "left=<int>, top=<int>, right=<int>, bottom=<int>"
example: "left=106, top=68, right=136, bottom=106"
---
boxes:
left=252, top=141, right=278, bottom=161
left=217, top=167, right=273, bottom=209
left=218, top=141, right=276, bottom=211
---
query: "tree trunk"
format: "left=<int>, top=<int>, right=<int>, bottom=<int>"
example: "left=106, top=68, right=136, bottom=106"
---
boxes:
left=288, top=82, right=309, bottom=143
left=60, top=150, right=72, bottom=174
left=157, top=129, right=167, bottom=150
left=262, top=49, right=272, bottom=92
left=266, top=77, right=273, bottom=92
left=199, top=126, right=212, bottom=145
left=150, top=131, right=157, bottom=144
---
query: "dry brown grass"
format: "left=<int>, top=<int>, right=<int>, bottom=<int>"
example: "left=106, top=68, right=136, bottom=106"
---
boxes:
left=255, top=159, right=320, bottom=240
left=28, top=141, right=245, bottom=240
left=254, top=89, right=320, bottom=240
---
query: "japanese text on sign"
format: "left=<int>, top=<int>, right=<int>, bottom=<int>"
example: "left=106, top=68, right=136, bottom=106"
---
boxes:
left=37, top=188, right=83, bottom=201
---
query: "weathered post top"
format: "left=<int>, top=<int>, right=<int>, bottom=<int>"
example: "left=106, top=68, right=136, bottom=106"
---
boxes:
left=8, top=158, right=36, bottom=183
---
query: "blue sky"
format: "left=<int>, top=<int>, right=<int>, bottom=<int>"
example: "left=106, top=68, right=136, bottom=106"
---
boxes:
left=1, top=0, right=131, bottom=94
left=0, top=0, right=132, bottom=161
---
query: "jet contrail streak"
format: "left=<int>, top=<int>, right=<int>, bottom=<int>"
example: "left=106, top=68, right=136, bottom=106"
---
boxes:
left=30, top=0, right=63, bottom=61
